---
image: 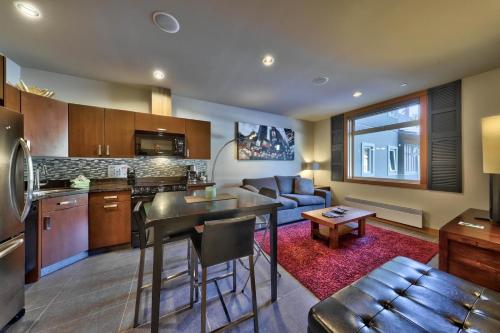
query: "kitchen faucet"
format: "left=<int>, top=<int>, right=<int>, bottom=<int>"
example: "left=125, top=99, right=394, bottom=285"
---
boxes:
left=35, top=163, right=49, bottom=190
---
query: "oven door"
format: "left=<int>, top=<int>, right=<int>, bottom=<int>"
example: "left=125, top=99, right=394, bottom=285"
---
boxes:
left=134, top=131, right=185, bottom=157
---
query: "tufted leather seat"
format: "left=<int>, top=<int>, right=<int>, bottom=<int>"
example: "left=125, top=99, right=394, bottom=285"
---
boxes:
left=308, top=256, right=500, bottom=333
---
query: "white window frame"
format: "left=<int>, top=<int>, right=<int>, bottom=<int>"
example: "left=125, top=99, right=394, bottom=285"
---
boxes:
left=361, top=142, right=375, bottom=177
left=387, top=145, right=398, bottom=175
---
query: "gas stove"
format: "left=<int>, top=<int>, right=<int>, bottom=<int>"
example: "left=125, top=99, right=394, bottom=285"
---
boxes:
left=131, top=177, right=187, bottom=196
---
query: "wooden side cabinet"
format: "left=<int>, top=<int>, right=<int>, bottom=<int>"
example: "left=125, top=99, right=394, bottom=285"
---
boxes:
left=21, top=91, right=69, bottom=157
left=185, top=119, right=211, bottom=159
left=439, top=209, right=500, bottom=291
left=5, top=84, right=21, bottom=112
left=40, top=194, right=89, bottom=268
left=89, top=191, right=131, bottom=249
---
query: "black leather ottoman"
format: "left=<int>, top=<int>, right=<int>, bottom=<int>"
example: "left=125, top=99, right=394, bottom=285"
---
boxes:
left=308, top=256, right=500, bottom=333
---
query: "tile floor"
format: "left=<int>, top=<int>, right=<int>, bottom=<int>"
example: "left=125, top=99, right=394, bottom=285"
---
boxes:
left=7, top=220, right=438, bottom=333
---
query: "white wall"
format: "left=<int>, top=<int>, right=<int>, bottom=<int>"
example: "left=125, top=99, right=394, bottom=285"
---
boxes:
left=314, top=67, right=500, bottom=229
left=18, top=67, right=314, bottom=188
left=21, top=68, right=151, bottom=113
left=5, top=57, right=21, bottom=85
left=173, top=95, right=314, bottom=187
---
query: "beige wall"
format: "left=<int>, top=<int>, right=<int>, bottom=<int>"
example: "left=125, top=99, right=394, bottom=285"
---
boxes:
left=19, top=67, right=314, bottom=188
left=21, top=68, right=151, bottom=113
left=314, top=67, right=500, bottom=229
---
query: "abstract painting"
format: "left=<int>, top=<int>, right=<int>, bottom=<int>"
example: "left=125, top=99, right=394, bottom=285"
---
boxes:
left=237, top=122, right=295, bottom=160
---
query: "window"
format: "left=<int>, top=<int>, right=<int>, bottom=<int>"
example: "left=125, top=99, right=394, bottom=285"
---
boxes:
left=387, top=146, right=398, bottom=175
left=345, top=91, right=428, bottom=188
left=361, top=143, right=375, bottom=176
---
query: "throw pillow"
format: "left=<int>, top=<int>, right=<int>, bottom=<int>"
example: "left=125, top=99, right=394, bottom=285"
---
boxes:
left=294, top=178, right=314, bottom=195
left=242, top=184, right=259, bottom=193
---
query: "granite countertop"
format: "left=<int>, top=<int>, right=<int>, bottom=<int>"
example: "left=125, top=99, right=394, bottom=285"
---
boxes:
left=32, top=179, right=131, bottom=200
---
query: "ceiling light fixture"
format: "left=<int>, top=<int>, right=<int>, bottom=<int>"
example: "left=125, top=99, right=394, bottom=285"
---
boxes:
left=353, top=91, right=363, bottom=98
left=152, top=11, right=180, bottom=33
left=400, top=82, right=408, bottom=87
left=312, top=76, right=329, bottom=86
left=262, top=55, right=275, bottom=67
left=14, top=2, right=41, bottom=18
left=153, top=70, right=165, bottom=80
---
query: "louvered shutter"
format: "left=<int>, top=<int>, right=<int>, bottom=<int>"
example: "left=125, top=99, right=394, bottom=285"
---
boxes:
left=331, top=114, right=344, bottom=181
left=428, top=80, right=462, bottom=192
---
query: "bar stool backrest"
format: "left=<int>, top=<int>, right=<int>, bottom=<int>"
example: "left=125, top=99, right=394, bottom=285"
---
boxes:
left=133, top=201, right=149, bottom=250
left=201, top=215, right=256, bottom=267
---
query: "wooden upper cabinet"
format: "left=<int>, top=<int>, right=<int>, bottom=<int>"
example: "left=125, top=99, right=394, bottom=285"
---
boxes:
left=185, top=119, right=211, bottom=159
left=135, top=112, right=185, bottom=134
left=0, top=55, right=4, bottom=104
left=5, top=84, right=21, bottom=112
left=21, top=92, right=68, bottom=157
left=68, top=104, right=104, bottom=157
left=104, top=109, right=135, bottom=157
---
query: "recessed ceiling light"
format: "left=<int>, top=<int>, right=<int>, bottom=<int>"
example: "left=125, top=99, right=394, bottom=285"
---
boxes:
left=14, top=2, right=41, bottom=18
left=353, top=91, right=362, bottom=98
left=153, top=70, right=165, bottom=80
left=152, top=11, right=180, bottom=33
left=400, top=82, right=408, bottom=87
left=312, top=76, right=329, bottom=86
left=262, top=55, right=275, bottom=67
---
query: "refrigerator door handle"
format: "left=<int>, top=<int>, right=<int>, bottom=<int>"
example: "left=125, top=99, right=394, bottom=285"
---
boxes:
left=10, top=138, right=34, bottom=223
left=0, top=236, right=24, bottom=260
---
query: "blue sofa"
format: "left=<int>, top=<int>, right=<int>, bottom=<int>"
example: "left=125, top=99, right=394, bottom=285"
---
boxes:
left=242, top=176, right=332, bottom=225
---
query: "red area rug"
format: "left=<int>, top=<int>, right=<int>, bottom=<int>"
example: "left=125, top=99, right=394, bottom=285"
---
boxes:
left=258, top=221, right=438, bottom=300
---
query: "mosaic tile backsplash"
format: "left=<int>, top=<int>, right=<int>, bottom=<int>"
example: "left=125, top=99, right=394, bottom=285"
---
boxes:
left=32, top=157, right=207, bottom=180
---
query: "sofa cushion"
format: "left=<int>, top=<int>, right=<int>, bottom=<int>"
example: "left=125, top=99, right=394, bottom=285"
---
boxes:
left=277, top=196, right=298, bottom=210
left=275, top=175, right=299, bottom=194
left=242, top=177, right=279, bottom=193
left=308, top=256, right=500, bottom=333
left=294, top=178, right=314, bottom=195
left=282, top=194, right=325, bottom=206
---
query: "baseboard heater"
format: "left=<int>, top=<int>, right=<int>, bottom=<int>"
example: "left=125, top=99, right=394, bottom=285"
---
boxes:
left=344, top=196, right=423, bottom=228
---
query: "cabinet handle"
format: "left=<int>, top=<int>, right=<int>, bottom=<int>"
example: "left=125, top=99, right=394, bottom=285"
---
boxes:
left=43, top=217, right=51, bottom=230
left=98, top=145, right=102, bottom=156
left=186, top=148, right=190, bottom=158
left=57, top=200, right=76, bottom=206
left=106, top=145, right=110, bottom=156
left=103, top=204, right=118, bottom=209
left=103, top=195, right=118, bottom=200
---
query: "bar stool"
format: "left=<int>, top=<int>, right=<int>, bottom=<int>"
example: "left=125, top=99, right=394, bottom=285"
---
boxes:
left=240, top=187, right=281, bottom=292
left=132, top=201, right=195, bottom=327
left=190, top=215, right=259, bottom=333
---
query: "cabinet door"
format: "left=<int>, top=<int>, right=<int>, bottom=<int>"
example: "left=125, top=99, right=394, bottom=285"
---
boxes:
left=0, top=55, right=4, bottom=104
left=135, top=112, right=186, bottom=134
left=104, top=109, right=135, bottom=157
left=185, top=119, right=211, bottom=159
left=89, top=192, right=131, bottom=249
left=5, top=84, right=20, bottom=112
left=21, top=91, right=69, bottom=157
left=68, top=104, right=104, bottom=157
left=41, top=205, right=89, bottom=267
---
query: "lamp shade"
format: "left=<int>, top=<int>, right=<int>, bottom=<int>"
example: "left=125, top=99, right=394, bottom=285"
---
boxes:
left=307, top=162, right=320, bottom=171
left=482, top=115, right=500, bottom=174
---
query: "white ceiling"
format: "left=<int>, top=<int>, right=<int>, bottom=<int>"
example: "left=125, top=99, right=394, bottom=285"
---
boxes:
left=1, top=0, right=500, bottom=121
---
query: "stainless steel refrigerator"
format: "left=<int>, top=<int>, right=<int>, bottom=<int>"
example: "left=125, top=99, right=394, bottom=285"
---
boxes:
left=0, top=107, right=34, bottom=329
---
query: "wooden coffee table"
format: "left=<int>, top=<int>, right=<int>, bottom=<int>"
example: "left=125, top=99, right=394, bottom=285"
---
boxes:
left=302, top=206, right=376, bottom=249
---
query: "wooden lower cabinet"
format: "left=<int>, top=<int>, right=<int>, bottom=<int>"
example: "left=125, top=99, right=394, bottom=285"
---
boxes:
left=40, top=194, right=89, bottom=268
left=89, top=191, right=131, bottom=249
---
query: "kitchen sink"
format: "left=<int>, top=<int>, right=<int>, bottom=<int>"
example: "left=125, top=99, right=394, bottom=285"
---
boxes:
left=33, top=188, right=75, bottom=197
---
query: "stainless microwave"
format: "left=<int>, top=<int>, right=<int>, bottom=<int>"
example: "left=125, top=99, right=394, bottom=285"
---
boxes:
left=135, top=130, right=185, bottom=157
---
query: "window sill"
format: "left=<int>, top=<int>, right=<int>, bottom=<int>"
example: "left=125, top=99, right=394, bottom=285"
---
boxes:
left=345, top=177, right=427, bottom=190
